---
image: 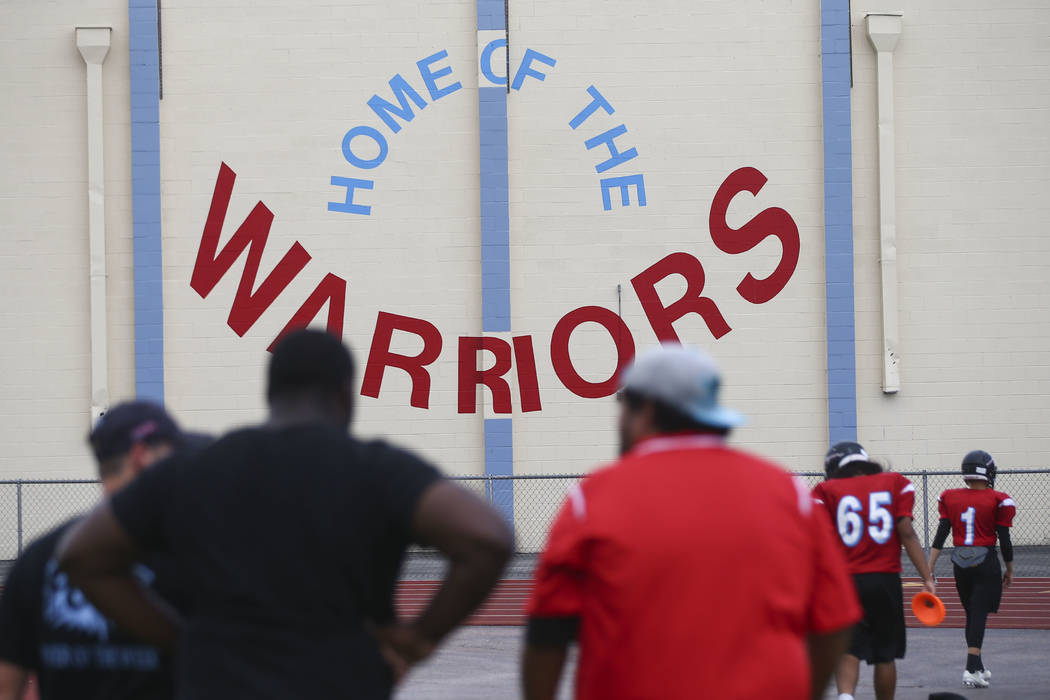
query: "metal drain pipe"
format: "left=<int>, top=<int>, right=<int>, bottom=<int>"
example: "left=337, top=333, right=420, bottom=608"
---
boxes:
left=76, top=26, right=112, bottom=423
left=866, top=13, right=903, bottom=394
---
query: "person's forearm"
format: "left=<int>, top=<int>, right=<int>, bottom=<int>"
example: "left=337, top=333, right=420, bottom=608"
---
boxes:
left=522, top=645, right=568, bottom=700
left=896, top=518, right=934, bottom=587
left=407, top=481, right=513, bottom=647
left=0, top=662, right=28, bottom=700
left=928, top=518, right=950, bottom=582
left=413, top=542, right=510, bottom=644
left=56, top=507, right=182, bottom=650
left=807, top=627, right=850, bottom=700
left=929, top=547, right=941, bottom=573
left=902, top=531, right=932, bottom=581
left=75, top=574, right=182, bottom=651
left=997, top=526, right=1013, bottom=563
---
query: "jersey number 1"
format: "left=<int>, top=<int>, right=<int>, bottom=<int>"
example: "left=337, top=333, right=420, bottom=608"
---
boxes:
left=837, top=491, right=893, bottom=547
left=961, top=506, right=976, bottom=545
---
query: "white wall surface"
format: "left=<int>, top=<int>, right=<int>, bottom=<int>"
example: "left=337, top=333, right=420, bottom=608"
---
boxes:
left=0, top=0, right=135, bottom=480
left=507, top=0, right=828, bottom=474
left=157, top=0, right=485, bottom=473
left=151, top=0, right=830, bottom=476
left=2, top=0, right=1048, bottom=495
left=851, top=1, right=1050, bottom=471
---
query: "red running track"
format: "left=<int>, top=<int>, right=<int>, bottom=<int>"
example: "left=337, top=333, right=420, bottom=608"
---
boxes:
left=397, top=577, right=1050, bottom=630
left=900, top=577, right=1050, bottom=630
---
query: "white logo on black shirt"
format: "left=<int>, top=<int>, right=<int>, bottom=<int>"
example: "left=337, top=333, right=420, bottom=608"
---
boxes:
left=42, top=560, right=111, bottom=640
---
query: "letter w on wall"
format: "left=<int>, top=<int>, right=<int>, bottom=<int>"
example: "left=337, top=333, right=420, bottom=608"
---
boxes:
left=191, top=163, right=311, bottom=335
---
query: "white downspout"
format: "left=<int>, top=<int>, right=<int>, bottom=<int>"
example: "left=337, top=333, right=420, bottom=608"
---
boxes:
left=76, top=27, right=112, bottom=422
left=866, top=13, right=903, bottom=394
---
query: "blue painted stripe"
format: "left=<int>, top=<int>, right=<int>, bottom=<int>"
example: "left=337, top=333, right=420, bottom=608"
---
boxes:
left=478, top=2, right=514, bottom=495
left=130, top=0, right=165, bottom=402
left=477, top=0, right=506, bottom=31
left=484, top=418, right=514, bottom=525
left=479, top=86, right=510, bottom=333
left=821, top=1, right=857, bottom=444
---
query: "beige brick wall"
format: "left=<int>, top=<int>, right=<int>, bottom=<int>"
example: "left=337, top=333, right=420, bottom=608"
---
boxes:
left=508, top=0, right=829, bottom=474
left=851, top=1, right=1050, bottom=473
left=151, top=0, right=830, bottom=476
left=1, top=0, right=1047, bottom=504
left=0, top=0, right=135, bottom=480
left=157, top=0, right=485, bottom=473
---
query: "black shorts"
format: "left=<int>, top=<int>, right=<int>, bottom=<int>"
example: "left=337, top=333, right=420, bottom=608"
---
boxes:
left=848, top=572, right=906, bottom=664
left=954, top=552, right=1003, bottom=614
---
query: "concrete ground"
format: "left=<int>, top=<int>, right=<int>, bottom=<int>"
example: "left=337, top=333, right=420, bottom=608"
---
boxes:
left=396, top=626, right=1050, bottom=700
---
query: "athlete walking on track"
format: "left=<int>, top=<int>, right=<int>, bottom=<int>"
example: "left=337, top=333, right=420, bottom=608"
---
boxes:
left=522, top=344, right=861, bottom=700
left=928, top=450, right=1016, bottom=690
left=56, top=330, right=513, bottom=699
left=812, top=441, right=936, bottom=700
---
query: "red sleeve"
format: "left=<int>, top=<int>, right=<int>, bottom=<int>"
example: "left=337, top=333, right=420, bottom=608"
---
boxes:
left=894, top=474, right=916, bottom=519
left=937, top=492, right=950, bottom=520
left=996, top=492, right=1017, bottom=527
left=527, top=486, right=588, bottom=620
left=806, top=494, right=861, bottom=634
left=811, top=482, right=837, bottom=523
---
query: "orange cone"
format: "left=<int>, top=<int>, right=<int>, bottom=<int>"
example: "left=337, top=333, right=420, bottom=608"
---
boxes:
left=912, top=592, right=946, bottom=626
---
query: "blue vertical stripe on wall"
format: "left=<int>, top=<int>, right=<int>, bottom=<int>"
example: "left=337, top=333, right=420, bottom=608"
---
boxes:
left=129, top=0, right=165, bottom=402
left=821, top=1, right=858, bottom=444
left=479, top=86, right=511, bottom=333
left=478, top=0, right=510, bottom=334
left=477, top=1, right=514, bottom=522
left=477, top=0, right=506, bottom=32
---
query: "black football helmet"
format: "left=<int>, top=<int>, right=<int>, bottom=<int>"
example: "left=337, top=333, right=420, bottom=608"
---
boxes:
left=962, top=450, right=996, bottom=488
left=824, top=441, right=868, bottom=479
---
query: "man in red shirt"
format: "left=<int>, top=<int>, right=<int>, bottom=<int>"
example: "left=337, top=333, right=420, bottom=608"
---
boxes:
left=812, top=442, right=935, bottom=700
left=522, top=344, right=861, bottom=700
left=928, top=450, right=1016, bottom=689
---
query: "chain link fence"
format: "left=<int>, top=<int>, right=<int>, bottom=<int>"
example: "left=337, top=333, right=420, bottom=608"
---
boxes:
left=0, top=480, right=101, bottom=561
left=3, top=471, right=1048, bottom=582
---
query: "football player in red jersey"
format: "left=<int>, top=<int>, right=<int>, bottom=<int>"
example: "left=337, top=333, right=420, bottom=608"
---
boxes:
left=813, top=442, right=936, bottom=700
left=928, top=450, right=1016, bottom=690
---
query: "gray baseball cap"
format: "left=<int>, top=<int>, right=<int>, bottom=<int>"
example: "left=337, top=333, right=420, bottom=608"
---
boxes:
left=619, top=344, right=745, bottom=430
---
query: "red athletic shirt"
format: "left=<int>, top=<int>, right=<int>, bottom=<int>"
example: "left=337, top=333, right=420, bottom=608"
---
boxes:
left=527, top=435, right=861, bottom=700
left=811, top=472, right=915, bottom=574
left=938, top=488, right=1016, bottom=547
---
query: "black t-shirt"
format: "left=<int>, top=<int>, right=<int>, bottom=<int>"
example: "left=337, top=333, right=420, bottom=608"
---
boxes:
left=109, top=424, right=441, bottom=700
left=0, top=519, right=178, bottom=700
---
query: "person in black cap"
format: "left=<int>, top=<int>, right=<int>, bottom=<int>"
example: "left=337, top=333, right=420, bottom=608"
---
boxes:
left=928, top=450, right=1016, bottom=690
left=823, top=441, right=870, bottom=480
left=813, top=441, right=935, bottom=700
left=56, top=329, right=512, bottom=699
left=0, top=401, right=192, bottom=700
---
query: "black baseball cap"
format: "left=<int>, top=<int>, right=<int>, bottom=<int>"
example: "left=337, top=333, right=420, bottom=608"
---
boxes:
left=88, top=401, right=183, bottom=461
